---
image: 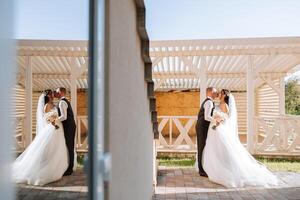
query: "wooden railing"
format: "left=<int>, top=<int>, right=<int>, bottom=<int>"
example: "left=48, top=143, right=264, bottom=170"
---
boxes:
left=157, top=116, right=197, bottom=151
left=13, top=115, right=26, bottom=152
left=157, top=115, right=300, bottom=155
left=14, top=114, right=300, bottom=155
left=12, top=115, right=89, bottom=153
left=76, top=116, right=88, bottom=152
left=254, top=115, right=300, bottom=155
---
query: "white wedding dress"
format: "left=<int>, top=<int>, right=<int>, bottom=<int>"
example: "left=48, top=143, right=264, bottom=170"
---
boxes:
left=202, top=94, right=279, bottom=188
left=12, top=94, right=68, bottom=186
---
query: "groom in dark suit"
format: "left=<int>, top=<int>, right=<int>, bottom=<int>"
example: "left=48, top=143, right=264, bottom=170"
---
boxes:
left=196, top=87, right=218, bottom=177
left=55, top=87, right=77, bottom=176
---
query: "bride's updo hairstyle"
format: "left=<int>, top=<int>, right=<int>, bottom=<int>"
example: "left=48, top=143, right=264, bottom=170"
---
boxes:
left=43, top=89, right=53, bottom=104
left=221, top=89, right=230, bottom=105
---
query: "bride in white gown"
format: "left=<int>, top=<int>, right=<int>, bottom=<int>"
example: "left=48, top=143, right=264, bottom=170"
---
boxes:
left=12, top=90, right=68, bottom=186
left=202, top=89, right=279, bottom=188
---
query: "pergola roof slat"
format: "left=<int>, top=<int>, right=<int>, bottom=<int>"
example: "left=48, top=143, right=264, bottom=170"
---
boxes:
left=150, top=37, right=300, bottom=91
left=16, top=38, right=300, bottom=91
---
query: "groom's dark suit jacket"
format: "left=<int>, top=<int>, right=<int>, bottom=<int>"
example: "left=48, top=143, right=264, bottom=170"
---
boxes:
left=58, top=98, right=76, bottom=173
left=58, top=98, right=76, bottom=128
left=196, top=98, right=215, bottom=128
left=196, top=97, right=215, bottom=174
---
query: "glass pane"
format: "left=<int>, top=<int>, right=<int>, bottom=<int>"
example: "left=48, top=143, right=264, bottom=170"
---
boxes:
left=88, top=0, right=106, bottom=199
left=0, top=0, right=15, bottom=200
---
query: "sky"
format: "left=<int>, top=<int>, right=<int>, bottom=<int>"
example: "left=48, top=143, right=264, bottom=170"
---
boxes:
left=15, top=0, right=300, bottom=40
left=15, top=0, right=89, bottom=40
left=14, top=0, right=300, bottom=77
left=145, top=0, right=300, bottom=40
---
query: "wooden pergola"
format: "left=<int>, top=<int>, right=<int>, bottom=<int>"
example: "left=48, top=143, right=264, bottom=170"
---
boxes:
left=16, top=40, right=88, bottom=150
left=150, top=37, right=300, bottom=155
left=14, top=37, right=300, bottom=155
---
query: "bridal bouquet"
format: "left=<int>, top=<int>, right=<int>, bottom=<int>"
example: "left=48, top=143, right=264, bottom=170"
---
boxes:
left=45, top=111, right=59, bottom=129
left=211, top=110, right=227, bottom=130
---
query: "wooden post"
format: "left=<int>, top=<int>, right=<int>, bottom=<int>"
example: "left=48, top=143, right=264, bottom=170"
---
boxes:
left=247, top=56, right=255, bottom=154
left=279, top=77, right=286, bottom=149
left=70, top=74, right=77, bottom=119
left=199, top=56, right=207, bottom=106
left=25, top=56, right=32, bottom=147
left=70, top=58, right=81, bottom=119
left=279, top=77, right=285, bottom=115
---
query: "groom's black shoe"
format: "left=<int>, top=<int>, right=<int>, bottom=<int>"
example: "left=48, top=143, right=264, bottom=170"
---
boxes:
left=199, top=172, right=208, bottom=177
left=63, top=170, right=73, bottom=176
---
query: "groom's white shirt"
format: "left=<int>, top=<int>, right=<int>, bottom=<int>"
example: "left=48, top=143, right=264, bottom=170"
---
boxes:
left=58, top=96, right=68, bottom=122
left=204, top=96, right=214, bottom=122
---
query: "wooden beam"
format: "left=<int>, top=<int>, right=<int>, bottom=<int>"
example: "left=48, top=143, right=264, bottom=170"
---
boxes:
left=17, top=39, right=88, bottom=47
left=153, top=72, right=287, bottom=79
left=18, top=49, right=88, bottom=57
left=279, top=77, right=286, bottom=115
left=24, top=56, right=32, bottom=147
left=154, top=79, right=165, bottom=91
left=261, top=77, right=281, bottom=95
left=180, top=57, right=200, bottom=76
left=247, top=56, right=255, bottom=154
left=151, top=57, right=163, bottom=66
left=149, top=47, right=300, bottom=57
left=150, top=37, right=300, bottom=47
left=253, top=54, right=277, bottom=76
left=18, top=73, right=87, bottom=80
left=199, top=57, right=207, bottom=105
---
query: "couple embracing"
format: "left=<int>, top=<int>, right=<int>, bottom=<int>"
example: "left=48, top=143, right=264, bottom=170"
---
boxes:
left=12, top=87, right=76, bottom=186
left=196, top=87, right=279, bottom=188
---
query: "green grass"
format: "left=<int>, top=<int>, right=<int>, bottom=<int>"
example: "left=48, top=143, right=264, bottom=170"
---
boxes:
left=76, top=154, right=85, bottom=167
left=158, top=158, right=196, bottom=167
left=257, top=158, right=300, bottom=172
left=158, top=157, right=300, bottom=172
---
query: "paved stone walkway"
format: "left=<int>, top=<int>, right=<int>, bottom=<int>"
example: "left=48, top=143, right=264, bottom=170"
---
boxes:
left=153, top=167, right=300, bottom=200
left=16, top=168, right=87, bottom=200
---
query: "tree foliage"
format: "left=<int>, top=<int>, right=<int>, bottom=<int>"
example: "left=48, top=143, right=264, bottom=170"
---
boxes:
left=285, top=77, right=300, bottom=115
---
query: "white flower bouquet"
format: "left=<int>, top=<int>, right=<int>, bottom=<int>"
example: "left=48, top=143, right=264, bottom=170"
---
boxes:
left=45, top=111, right=59, bottom=129
left=211, top=110, right=227, bottom=130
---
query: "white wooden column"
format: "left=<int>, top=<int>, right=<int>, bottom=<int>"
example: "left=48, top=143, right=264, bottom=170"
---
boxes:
left=69, top=58, right=87, bottom=119
left=279, top=76, right=287, bottom=149
left=25, top=56, right=32, bottom=147
left=199, top=56, right=207, bottom=106
left=70, top=58, right=78, bottom=118
left=70, top=74, right=77, bottom=118
left=279, top=77, right=285, bottom=115
left=247, top=56, right=255, bottom=154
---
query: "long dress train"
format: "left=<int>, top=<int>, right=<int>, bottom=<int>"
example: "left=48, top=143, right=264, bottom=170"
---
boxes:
left=12, top=108, right=68, bottom=186
left=202, top=95, right=279, bottom=188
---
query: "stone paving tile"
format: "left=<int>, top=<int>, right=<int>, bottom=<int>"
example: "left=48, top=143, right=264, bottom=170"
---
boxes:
left=153, top=167, right=300, bottom=200
left=16, top=168, right=87, bottom=200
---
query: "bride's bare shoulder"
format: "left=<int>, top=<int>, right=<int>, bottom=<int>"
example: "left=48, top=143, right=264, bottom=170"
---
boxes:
left=219, top=103, right=229, bottom=113
left=43, top=103, right=53, bottom=113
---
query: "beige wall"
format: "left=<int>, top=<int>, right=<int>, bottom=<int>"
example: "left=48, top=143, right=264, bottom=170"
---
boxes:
left=155, top=91, right=248, bottom=140
left=108, top=0, right=153, bottom=199
left=77, top=90, right=87, bottom=116
left=155, top=91, right=199, bottom=136
left=156, top=91, right=199, bottom=116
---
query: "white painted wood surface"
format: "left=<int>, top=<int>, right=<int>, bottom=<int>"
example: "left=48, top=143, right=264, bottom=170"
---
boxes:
left=199, top=57, right=207, bottom=106
left=150, top=37, right=300, bottom=91
left=24, top=56, right=32, bottom=147
left=247, top=56, right=255, bottom=153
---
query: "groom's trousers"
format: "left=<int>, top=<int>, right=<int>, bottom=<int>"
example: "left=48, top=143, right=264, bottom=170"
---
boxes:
left=64, top=124, right=76, bottom=173
left=196, top=123, right=209, bottom=174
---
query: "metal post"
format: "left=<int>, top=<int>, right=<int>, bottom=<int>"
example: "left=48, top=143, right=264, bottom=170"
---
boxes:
left=0, top=0, right=15, bottom=199
left=247, top=56, right=255, bottom=154
left=88, top=0, right=109, bottom=200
